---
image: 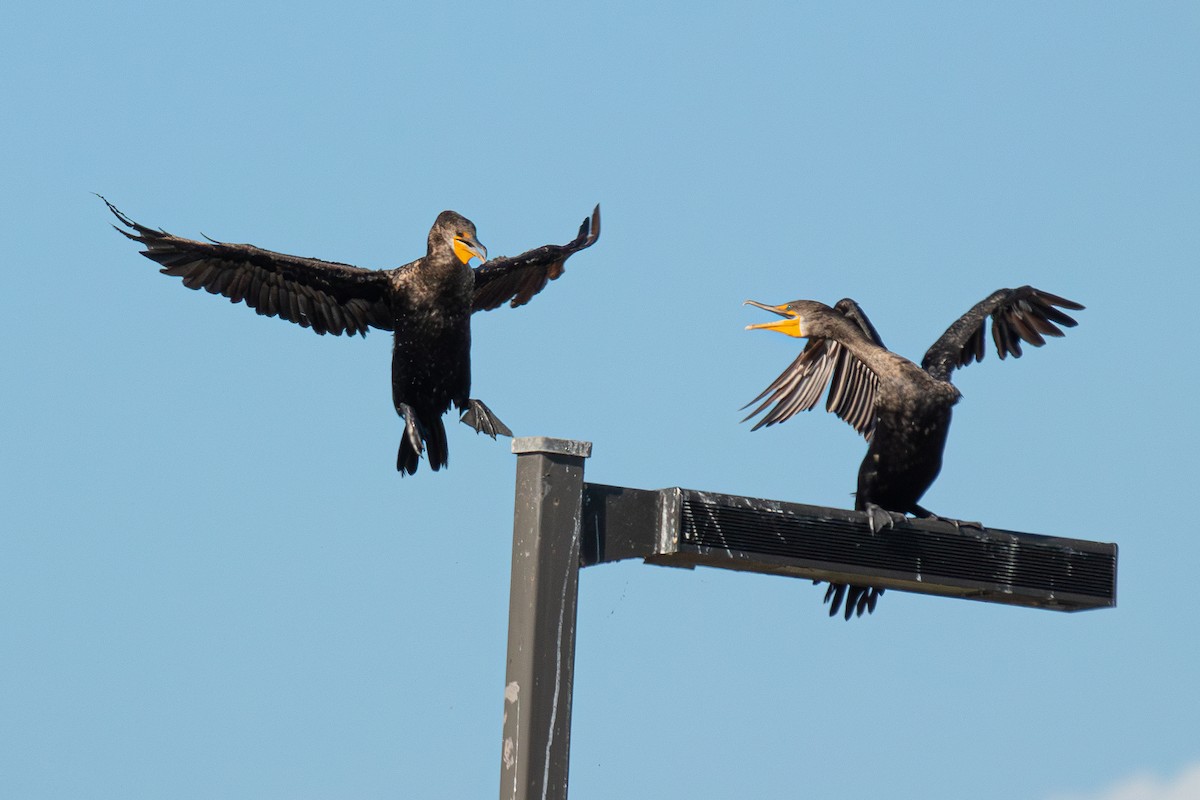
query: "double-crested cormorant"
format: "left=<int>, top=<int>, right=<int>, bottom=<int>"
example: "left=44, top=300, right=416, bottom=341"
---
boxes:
left=743, top=287, right=1084, bottom=618
left=104, top=198, right=600, bottom=474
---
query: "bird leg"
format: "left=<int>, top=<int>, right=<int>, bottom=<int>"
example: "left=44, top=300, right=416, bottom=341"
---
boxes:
left=397, top=403, right=427, bottom=456
left=863, top=503, right=907, bottom=534
left=458, top=399, right=513, bottom=439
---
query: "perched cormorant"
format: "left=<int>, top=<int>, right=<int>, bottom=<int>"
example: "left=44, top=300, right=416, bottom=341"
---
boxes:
left=743, top=287, right=1084, bottom=618
left=104, top=198, right=600, bottom=474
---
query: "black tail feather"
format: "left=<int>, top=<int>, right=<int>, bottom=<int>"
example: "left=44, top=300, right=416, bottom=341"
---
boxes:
left=820, top=581, right=884, bottom=619
left=397, top=436, right=420, bottom=475
left=426, top=416, right=448, bottom=471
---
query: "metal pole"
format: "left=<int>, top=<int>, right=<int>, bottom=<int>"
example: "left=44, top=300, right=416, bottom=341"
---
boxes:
left=499, top=436, right=592, bottom=800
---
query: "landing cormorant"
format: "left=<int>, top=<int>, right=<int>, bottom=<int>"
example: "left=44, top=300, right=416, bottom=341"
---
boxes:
left=105, top=198, right=600, bottom=474
left=744, top=287, right=1083, bottom=618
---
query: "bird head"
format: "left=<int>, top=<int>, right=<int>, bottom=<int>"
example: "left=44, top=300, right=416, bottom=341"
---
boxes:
left=744, top=299, right=808, bottom=338
left=432, top=211, right=488, bottom=264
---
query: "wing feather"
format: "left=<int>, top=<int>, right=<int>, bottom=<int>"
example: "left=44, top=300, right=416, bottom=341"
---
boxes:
left=472, top=205, right=600, bottom=312
left=921, top=286, right=1083, bottom=381
left=104, top=197, right=395, bottom=335
left=743, top=299, right=884, bottom=440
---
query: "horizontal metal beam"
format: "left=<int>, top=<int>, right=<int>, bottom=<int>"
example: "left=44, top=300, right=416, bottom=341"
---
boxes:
left=581, top=484, right=1116, bottom=612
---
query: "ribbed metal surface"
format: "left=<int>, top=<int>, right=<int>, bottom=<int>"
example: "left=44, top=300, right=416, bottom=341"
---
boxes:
left=677, top=492, right=1115, bottom=604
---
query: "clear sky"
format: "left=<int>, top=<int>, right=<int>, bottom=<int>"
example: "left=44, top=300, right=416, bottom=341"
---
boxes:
left=3, top=2, right=1198, bottom=799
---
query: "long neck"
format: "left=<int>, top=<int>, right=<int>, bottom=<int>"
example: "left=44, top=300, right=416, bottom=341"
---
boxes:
left=809, top=312, right=916, bottom=378
left=427, top=231, right=454, bottom=262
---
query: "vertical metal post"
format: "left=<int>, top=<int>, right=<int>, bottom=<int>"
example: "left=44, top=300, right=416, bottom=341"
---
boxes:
left=499, top=437, right=593, bottom=800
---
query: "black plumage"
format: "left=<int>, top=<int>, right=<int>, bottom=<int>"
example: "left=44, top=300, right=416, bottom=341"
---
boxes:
left=104, top=197, right=600, bottom=474
left=743, top=287, right=1084, bottom=618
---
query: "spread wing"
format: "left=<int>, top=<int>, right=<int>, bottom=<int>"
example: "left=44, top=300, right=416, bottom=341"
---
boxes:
left=105, top=197, right=395, bottom=335
left=472, top=205, right=600, bottom=312
left=742, top=299, right=884, bottom=440
left=920, top=286, right=1084, bottom=382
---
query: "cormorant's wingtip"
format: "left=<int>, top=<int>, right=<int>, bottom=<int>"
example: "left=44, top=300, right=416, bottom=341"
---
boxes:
left=98, top=194, right=131, bottom=225
left=110, top=223, right=139, bottom=241
left=574, top=204, right=601, bottom=247
left=571, top=204, right=601, bottom=247
left=745, top=416, right=768, bottom=430
left=98, top=196, right=152, bottom=240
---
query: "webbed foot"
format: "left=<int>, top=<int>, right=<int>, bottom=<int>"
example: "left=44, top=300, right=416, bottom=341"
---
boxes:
left=398, top=403, right=427, bottom=456
left=864, top=503, right=907, bottom=534
left=913, top=505, right=986, bottom=533
left=459, top=399, right=513, bottom=439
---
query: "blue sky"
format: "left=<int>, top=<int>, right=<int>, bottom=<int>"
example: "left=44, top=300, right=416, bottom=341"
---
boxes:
left=3, top=2, right=1198, bottom=798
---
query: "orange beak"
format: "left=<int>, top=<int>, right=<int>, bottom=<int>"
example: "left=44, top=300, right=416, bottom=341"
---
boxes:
left=744, top=300, right=805, bottom=337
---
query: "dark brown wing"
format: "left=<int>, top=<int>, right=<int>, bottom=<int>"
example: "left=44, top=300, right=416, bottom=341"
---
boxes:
left=472, top=205, right=600, bottom=312
left=920, top=286, right=1084, bottom=382
left=742, top=299, right=885, bottom=440
left=105, top=197, right=395, bottom=335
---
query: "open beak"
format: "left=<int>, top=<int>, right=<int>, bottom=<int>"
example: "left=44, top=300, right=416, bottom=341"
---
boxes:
left=454, top=234, right=488, bottom=265
left=744, top=299, right=804, bottom=336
